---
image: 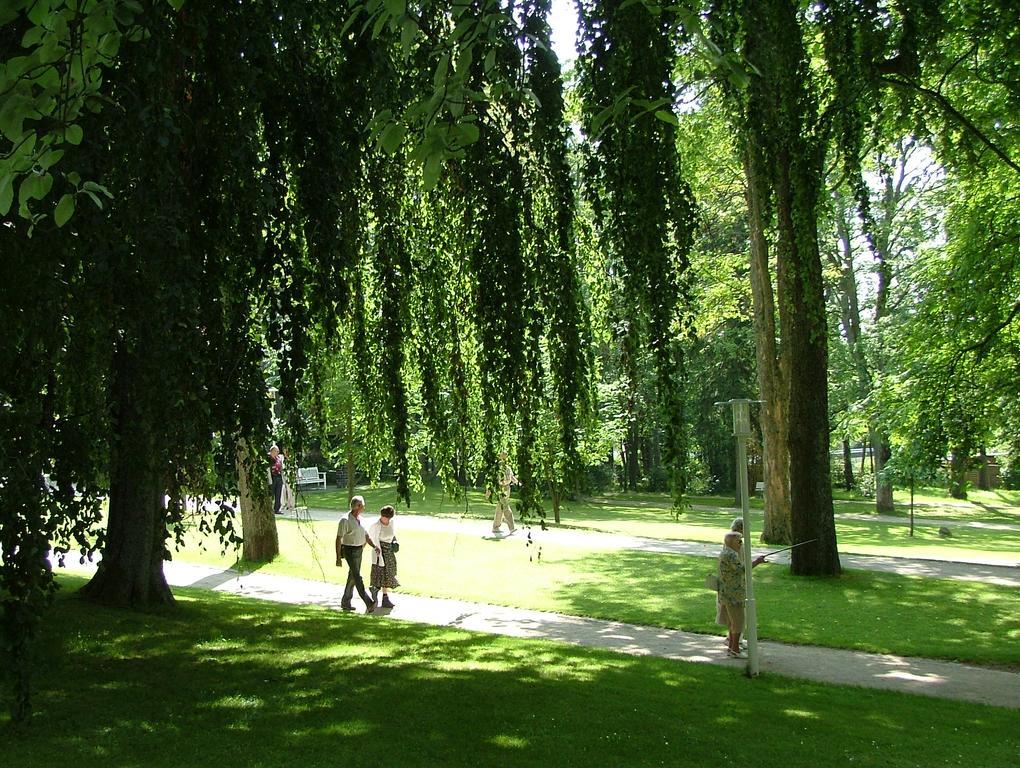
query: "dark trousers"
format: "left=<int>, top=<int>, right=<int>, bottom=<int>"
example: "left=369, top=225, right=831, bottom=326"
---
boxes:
left=341, top=545, right=372, bottom=607
left=272, top=473, right=283, bottom=514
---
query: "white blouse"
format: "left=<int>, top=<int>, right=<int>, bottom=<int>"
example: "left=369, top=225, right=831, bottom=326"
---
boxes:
left=367, top=519, right=395, bottom=567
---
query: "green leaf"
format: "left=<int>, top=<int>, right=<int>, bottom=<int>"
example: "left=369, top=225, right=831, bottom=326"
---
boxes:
left=17, top=171, right=52, bottom=216
left=453, top=122, right=479, bottom=147
left=166, top=0, right=187, bottom=11
left=383, top=0, right=405, bottom=15
left=37, top=148, right=64, bottom=170
left=422, top=154, right=442, bottom=191
left=21, top=27, right=46, bottom=48
left=82, top=189, right=104, bottom=210
left=98, top=32, right=121, bottom=59
left=64, top=124, right=84, bottom=145
left=27, top=0, right=52, bottom=26
left=379, top=122, right=406, bottom=154
left=400, top=17, right=417, bottom=58
left=434, top=53, right=450, bottom=88
left=82, top=180, right=113, bottom=198
left=54, top=193, right=75, bottom=226
left=653, top=110, right=679, bottom=127
left=0, top=173, right=14, bottom=216
left=0, top=93, right=31, bottom=141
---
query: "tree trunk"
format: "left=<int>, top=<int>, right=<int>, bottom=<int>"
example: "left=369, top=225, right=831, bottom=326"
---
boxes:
left=949, top=450, right=969, bottom=499
left=80, top=462, right=174, bottom=606
left=81, top=346, right=174, bottom=607
left=775, top=154, right=841, bottom=574
left=841, top=439, right=854, bottom=490
left=744, top=142, right=791, bottom=544
left=625, top=423, right=640, bottom=491
left=235, top=438, right=279, bottom=562
left=746, top=0, right=839, bottom=575
left=873, top=434, right=894, bottom=511
left=977, top=446, right=991, bottom=491
left=831, top=188, right=894, bottom=513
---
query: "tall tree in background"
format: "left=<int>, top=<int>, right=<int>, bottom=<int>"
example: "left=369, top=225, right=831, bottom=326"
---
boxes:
left=709, top=0, right=840, bottom=570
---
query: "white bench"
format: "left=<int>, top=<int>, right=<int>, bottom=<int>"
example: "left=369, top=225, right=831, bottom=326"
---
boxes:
left=296, top=466, right=327, bottom=489
left=755, top=481, right=765, bottom=495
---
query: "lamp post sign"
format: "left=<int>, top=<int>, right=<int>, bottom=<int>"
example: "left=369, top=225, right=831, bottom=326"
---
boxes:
left=716, top=398, right=760, bottom=676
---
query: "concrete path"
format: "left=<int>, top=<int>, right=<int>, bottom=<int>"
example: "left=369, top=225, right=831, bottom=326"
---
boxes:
left=162, top=560, right=1020, bottom=710
left=297, top=508, right=1020, bottom=587
left=833, top=512, right=1020, bottom=532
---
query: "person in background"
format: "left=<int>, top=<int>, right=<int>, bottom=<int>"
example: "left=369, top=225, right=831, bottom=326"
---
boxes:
left=335, top=495, right=378, bottom=613
left=717, top=530, right=765, bottom=658
left=280, top=448, right=296, bottom=514
left=269, top=444, right=283, bottom=516
left=368, top=505, right=400, bottom=609
left=487, top=450, right=517, bottom=535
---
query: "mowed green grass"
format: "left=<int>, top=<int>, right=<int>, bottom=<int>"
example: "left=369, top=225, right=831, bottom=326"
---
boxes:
left=3, top=576, right=1017, bottom=768
left=160, top=515, right=1020, bottom=667
left=291, top=482, right=1020, bottom=563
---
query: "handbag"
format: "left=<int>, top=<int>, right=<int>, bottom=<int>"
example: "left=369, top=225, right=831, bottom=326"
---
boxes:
left=389, top=537, right=400, bottom=553
left=704, top=573, right=719, bottom=591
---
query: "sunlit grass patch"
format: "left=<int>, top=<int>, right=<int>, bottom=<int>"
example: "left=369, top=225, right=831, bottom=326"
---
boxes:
left=4, top=578, right=1016, bottom=768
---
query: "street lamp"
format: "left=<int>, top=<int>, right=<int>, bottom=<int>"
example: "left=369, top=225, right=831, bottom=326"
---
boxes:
left=715, top=398, right=760, bottom=677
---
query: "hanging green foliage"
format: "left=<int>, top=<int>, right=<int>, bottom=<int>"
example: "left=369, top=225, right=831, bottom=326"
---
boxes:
left=576, top=0, right=697, bottom=511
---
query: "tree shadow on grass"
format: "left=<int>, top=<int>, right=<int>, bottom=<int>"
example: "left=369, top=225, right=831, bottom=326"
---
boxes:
left=5, top=579, right=1016, bottom=768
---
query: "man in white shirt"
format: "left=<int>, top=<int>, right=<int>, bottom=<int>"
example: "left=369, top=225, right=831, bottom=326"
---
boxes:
left=335, top=495, right=379, bottom=613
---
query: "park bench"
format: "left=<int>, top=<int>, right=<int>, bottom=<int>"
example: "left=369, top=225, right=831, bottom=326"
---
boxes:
left=755, top=481, right=765, bottom=496
left=296, top=466, right=327, bottom=490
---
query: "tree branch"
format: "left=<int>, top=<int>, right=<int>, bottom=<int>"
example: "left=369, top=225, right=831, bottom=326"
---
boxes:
left=881, top=75, right=1020, bottom=176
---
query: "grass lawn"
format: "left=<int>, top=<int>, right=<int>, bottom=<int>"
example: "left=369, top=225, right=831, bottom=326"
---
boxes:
left=290, top=482, right=1020, bottom=562
left=3, top=576, right=1017, bottom=768
left=160, top=515, right=1020, bottom=668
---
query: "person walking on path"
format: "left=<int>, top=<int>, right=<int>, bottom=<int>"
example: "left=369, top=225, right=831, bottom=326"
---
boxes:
left=368, top=505, right=400, bottom=609
left=487, top=450, right=517, bottom=535
left=336, top=495, right=378, bottom=613
left=269, top=445, right=284, bottom=516
left=717, top=530, right=765, bottom=657
left=280, top=448, right=296, bottom=514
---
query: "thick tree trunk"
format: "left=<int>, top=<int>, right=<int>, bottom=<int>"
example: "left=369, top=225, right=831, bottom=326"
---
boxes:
left=80, top=462, right=174, bottom=606
left=81, top=346, right=174, bottom=607
left=747, top=0, right=839, bottom=575
left=774, top=152, right=841, bottom=575
left=744, top=143, right=791, bottom=544
left=235, top=438, right=279, bottom=562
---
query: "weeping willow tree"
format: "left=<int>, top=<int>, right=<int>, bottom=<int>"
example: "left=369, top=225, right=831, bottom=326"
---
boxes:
left=575, top=0, right=697, bottom=512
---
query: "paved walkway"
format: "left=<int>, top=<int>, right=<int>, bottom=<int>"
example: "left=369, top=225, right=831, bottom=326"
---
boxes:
left=163, top=559, right=1020, bottom=710
left=833, top=511, right=1020, bottom=532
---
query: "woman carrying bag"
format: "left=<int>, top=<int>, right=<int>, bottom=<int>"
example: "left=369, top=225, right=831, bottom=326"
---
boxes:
left=368, top=505, right=401, bottom=609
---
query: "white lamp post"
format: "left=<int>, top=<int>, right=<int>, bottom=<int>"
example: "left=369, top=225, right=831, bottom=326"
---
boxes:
left=716, top=398, right=760, bottom=677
